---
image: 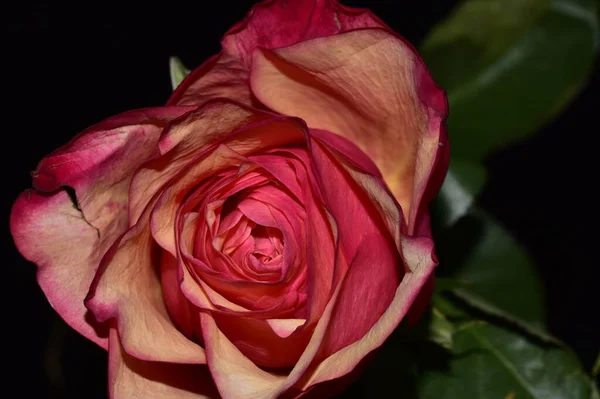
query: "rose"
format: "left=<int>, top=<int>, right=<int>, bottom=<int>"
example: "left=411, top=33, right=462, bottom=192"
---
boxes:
left=10, top=0, right=448, bottom=397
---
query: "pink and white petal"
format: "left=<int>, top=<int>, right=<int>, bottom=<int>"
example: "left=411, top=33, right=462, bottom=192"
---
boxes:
left=303, top=178, right=338, bottom=322
left=310, top=129, right=381, bottom=178
left=32, top=107, right=195, bottom=195
left=169, top=53, right=255, bottom=107
left=11, top=107, right=191, bottom=348
left=413, top=122, right=449, bottom=237
left=85, top=205, right=206, bottom=364
left=201, top=313, right=285, bottom=399
left=211, top=313, right=311, bottom=369
left=300, top=235, right=436, bottom=389
left=168, top=0, right=388, bottom=107
left=307, top=137, right=404, bottom=352
left=108, top=326, right=218, bottom=399
left=151, top=144, right=248, bottom=256
left=221, top=0, right=388, bottom=68
left=11, top=190, right=108, bottom=347
left=129, top=100, right=271, bottom=224
left=314, top=130, right=405, bottom=251
left=251, top=28, right=447, bottom=230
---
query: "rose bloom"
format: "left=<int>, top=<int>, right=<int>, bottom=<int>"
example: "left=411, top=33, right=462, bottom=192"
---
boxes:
left=11, top=0, right=448, bottom=398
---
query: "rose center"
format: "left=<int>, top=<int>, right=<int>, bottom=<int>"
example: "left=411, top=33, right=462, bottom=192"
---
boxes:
left=210, top=187, right=290, bottom=281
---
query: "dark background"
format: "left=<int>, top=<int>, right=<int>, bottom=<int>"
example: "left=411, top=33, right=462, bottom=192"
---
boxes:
left=3, top=1, right=598, bottom=397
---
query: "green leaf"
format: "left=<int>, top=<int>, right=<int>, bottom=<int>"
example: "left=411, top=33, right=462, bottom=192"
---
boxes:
left=431, top=159, right=486, bottom=230
left=169, top=56, right=190, bottom=91
left=417, top=321, right=596, bottom=399
left=436, top=207, right=546, bottom=327
left=420, top=0, right=599, bottom=161
left=342, top=305, right=594, bottom=399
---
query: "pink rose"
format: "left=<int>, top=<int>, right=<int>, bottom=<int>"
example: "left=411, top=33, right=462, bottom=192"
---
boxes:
left=11, top=0, right=448, bottom=397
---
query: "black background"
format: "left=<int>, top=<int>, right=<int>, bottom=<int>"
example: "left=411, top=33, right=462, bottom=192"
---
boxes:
left=3, top=1, right=599, bottom=397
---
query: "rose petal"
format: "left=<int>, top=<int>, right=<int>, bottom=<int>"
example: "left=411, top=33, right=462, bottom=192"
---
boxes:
left=306, top=136, right=403, bottom=353
left=85, top=201, right=206, bottom=364
left=129, top=100, right=272, bottom=224
left=211, top=313, right=311, bottom=369
left=267, top=318, right=307, bottom=339
left=250, top=28, right=447, bottom=230
left=200, top=313, right=285, bottom=398
left=247, top=153, right=304, bottom=200
left=313, top=130, right=405, bottom=251
left=169, top=53, right=254, bottom=107
left=200, top=255, right=350, bottom=398
left=108, top=324, right=218, bottom=399
left=221, top=0, right=388, bottom=68
left=168, top=0, right=387, bottom=106
left=10, top=107, right=192, bottom=348
left=161, top=250, right=197, bottom=338
left=253, top=147, right=339, bottom=323
left=151, top=116, right=305, bottom=260
left=199, top=229, right=365, bottom=398
left=11, top=191, right=108, bottom=347
left=300, top=235, right=436, bottom=389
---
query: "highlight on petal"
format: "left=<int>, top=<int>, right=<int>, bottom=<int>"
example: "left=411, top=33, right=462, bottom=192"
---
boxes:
left=267, top=319, right=307, bottom=339
left=10, top=107, right=193, bottom=348
left=250, top=28, right=448, bottom=231
left=108, top=324, right=218, bottom=399
left=168, top=0, right=388, bottom=106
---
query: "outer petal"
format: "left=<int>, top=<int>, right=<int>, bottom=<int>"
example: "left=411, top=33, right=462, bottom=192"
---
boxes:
left=297, top=134, right=438, bottom=389
left=220, top=0, right=388, bottom=68
left=108, top=324, right=218, bottom=399
left=10, top=107, right=193, bottom=348
left=305, top=135, right=402, bottom=357
left=168, top=0, right=387, bottom=106
left=85, top=201, right=207, bottom=364
left=11, top=191, right=108, bottom=347
left=301, top=235, right=436, bottom=389
left=250, top=28, right=448, bottom=231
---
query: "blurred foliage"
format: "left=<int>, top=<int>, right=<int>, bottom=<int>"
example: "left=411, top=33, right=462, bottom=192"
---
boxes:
left=434, top=206, right=546, bottom=327
left=421, top=0, right=599, bottom=162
